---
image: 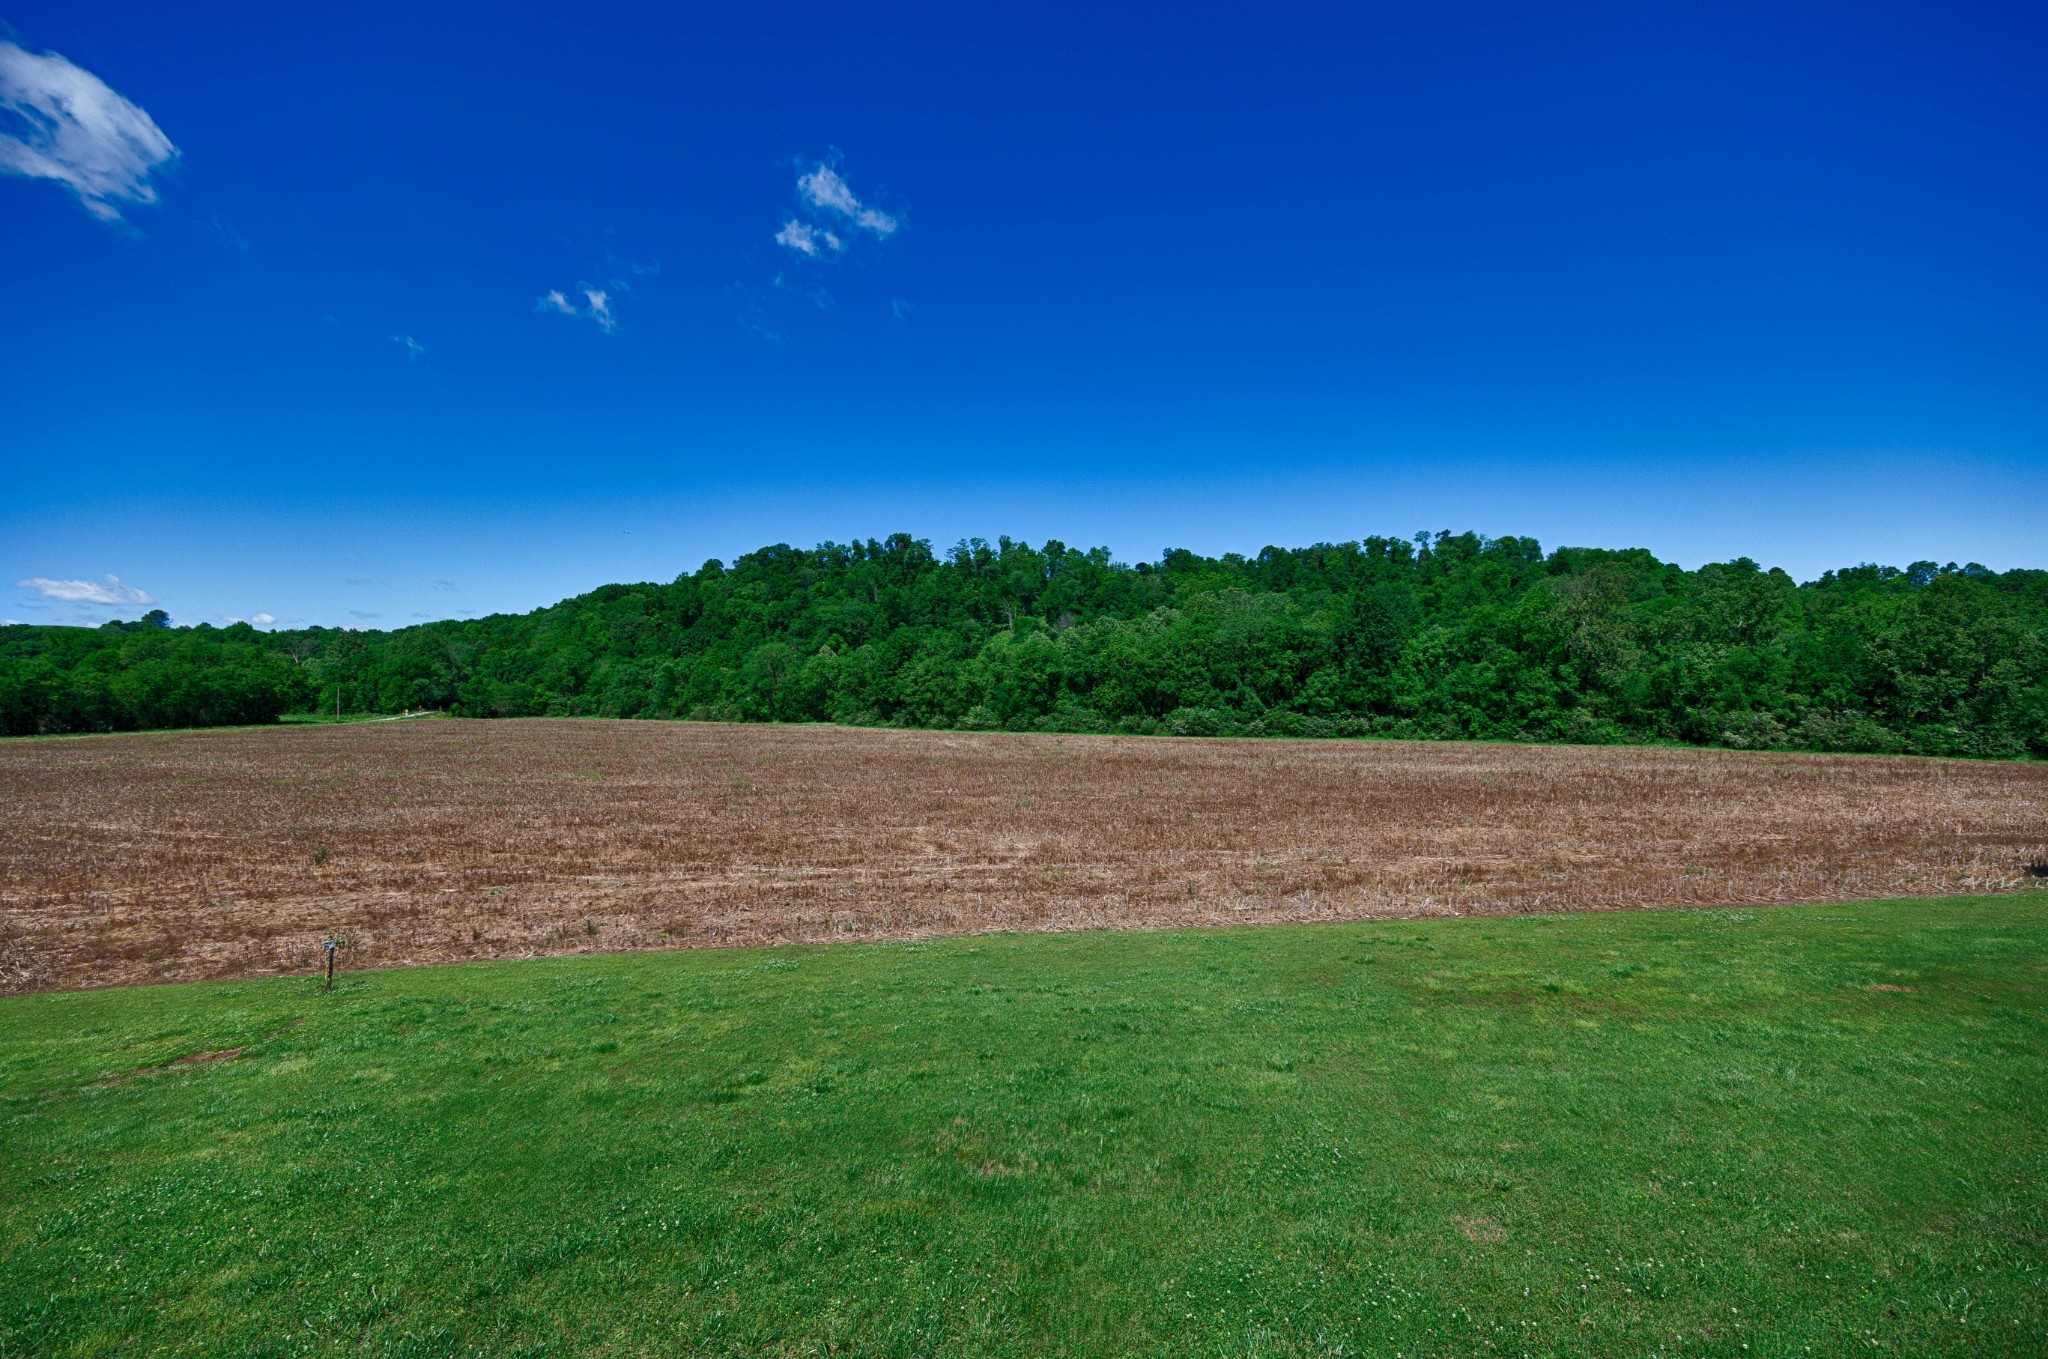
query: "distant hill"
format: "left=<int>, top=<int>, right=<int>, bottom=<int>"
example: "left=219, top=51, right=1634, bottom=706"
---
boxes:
left=5, top=533, right=2045, bottom=757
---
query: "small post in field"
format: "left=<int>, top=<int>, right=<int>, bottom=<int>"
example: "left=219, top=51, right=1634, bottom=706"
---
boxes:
left=322, top=938, right=340, bottom=991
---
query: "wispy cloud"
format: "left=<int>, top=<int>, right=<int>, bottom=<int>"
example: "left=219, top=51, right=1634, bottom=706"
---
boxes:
left=774, top=219, right=841, bottom=258
left=736, top=300, right=779, bottom=343
left=432, top=576, right=457, bottom=591
left=251, top=612, right=275, bottom=625
left=0, top=42, right=178, bottom=223
left=201, top=215, right=248, bottom=250
left=797, top=164, right=898, bottom=237
left=775, top=160, right=900, bottom=259
left=393, top=334, right=425, bottom=361
left=536, top=285, right=616, bottom=333
left=14, top=574, right=154, bottom=605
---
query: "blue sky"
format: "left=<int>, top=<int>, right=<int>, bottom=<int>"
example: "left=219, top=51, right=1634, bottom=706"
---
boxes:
left=3, top=1, right=2043, bottom=628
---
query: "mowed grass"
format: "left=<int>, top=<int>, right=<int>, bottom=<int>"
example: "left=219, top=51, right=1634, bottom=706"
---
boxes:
left=2, top=899, right=2043, bottom=1357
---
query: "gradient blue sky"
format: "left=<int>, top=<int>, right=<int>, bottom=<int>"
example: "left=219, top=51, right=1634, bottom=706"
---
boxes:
left=4, top=1, right=2044, bottom=628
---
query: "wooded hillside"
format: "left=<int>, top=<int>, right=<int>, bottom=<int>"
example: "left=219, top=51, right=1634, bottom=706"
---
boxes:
left=6, top=533, right=2044, bottom=757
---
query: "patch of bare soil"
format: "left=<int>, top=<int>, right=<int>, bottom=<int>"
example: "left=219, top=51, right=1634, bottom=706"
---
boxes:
left=2, top=719, right=2042, bottom=992
left=1454, top=1215, right=1507, bottom=1244
left=113, top=1048, right=245, bottom=1081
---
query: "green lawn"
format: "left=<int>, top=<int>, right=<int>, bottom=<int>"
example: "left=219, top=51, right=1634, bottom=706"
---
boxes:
left=3, top=898, right=2043, bottom=1357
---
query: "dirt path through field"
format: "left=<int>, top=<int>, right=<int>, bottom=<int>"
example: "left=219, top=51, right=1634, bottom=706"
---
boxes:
left=3, top=719, right=2043, bottom=992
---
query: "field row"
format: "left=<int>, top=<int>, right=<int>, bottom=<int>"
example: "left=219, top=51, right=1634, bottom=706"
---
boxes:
left=2, top=718, right=2043, bottom=992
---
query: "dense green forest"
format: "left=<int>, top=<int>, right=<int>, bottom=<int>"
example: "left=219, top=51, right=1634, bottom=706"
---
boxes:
left=0, top=610, right=312, bottom=735
left=5, top=533, right=2045, bottom=757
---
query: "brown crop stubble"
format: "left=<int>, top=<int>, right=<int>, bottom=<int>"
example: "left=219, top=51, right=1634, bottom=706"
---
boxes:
left=1, top=718, right=2043, bottom=993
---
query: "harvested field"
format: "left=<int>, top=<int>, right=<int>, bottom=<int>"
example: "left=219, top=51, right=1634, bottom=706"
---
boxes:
left=1, top=718, right=2043, bottom=992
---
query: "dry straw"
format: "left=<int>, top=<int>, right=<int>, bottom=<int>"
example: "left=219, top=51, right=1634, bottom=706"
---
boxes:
left=2, top=720, right=2042, bottom=992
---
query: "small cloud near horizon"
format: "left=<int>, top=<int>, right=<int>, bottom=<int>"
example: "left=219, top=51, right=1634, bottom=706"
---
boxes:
left=432, top=576, right=457, bottom=590
left=15, top=574, right=154, bottom=605
left=0, top=41, right=178, bottom=223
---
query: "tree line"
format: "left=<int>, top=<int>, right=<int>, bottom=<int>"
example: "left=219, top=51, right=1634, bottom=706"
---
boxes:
left=0, top=610, right=313, bottom=735
left=4, top=533, right=2044, bottom=757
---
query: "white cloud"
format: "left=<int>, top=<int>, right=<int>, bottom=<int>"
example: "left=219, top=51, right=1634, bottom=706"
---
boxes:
left=15, top=574, right=154, bottom=605
left=774, top=219, right=843, bottom=257
left=393, top=334, right=425, bottom=361
left=536, top=285, right=617, bottom=333
left=0, top=42, right=178, bottom=223
left=251, top=612, right=276, bottom=625
left=797, top=164, right=897, bottom=237
left=775, top=162, right=899, bottom=258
